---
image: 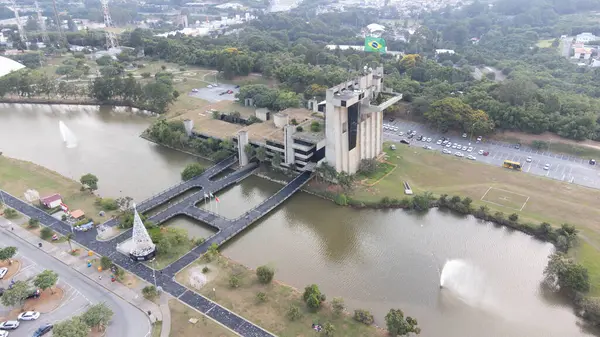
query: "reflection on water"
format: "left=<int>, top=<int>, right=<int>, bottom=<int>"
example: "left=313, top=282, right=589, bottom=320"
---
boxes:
left=164, top=215, right=217, bottom=239
left=0, top=104, right=594, bottom=337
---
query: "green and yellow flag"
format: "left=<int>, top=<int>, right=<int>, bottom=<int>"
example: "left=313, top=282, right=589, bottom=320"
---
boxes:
left=364, top=37, right=386, bottom=53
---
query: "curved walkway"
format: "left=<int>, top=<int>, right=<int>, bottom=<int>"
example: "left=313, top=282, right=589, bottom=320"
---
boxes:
left=0, top=158, right=313, bottom=337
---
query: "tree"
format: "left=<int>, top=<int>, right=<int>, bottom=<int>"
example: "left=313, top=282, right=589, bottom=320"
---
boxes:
left=256, top=265, right=274, bottom=284
left=40, top=227, right=54, bottom=240
left=306, top=293, right=322, bottom=311
left=100, top=256, right=113, bottom=270
left=244, top=144, right=255, bottom=159
left=53, top=317, right=89, bottom=337
left=255, top=146, right=267, bottom=162
left=81, top=303, right=114, bottom=330
left=310, top=121, right=322, bottom=132
left=33, top=270, right=59, bottom=294
left=324, top=322, right=335, bottom=336
left=80, top=173, right=99, bottom=192
left=181, top=163, right=205, bottom=181
left=1, top=280, right=31, bottom=308
left=3, top=208, right=17, bottom=218
left=544, top=252, right=590, bottom=294
left=303, top=284, right=325, bottom=311
left=66, top=233, right=74, bottom=252
left=353, top=309, right=374, bottom=325
left=286, top=304, right=302, bottom=321
left=229, top=274, right=241, bottom=288
left=385, top=308, right=421, bottom=336
left=271, top=152, right=282, bottom=167
left=0, top=246, right=17, bottom=262
left=28, top=218, right=40, bottom=228
left=332, top=297, right=345, bottom=316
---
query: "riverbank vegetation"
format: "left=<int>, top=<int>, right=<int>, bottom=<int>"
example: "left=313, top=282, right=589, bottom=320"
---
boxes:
left=175, top=255, right=384, bottom=337
left=0, top=156, right=119, bottom=221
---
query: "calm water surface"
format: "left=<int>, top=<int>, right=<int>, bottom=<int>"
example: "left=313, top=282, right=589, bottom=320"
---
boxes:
left=0, top=104, right=593, bottom=337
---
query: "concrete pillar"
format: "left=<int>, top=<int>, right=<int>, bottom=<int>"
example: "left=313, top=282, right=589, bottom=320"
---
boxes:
left=237, top=130, right=249, bottom=167
left=284, top=125, right=295, bottom=166
left=183, top=119, right=194, bottom=137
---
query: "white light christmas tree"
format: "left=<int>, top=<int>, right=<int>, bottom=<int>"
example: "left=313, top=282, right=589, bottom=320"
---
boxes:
left=130, top=204, right=156, bottom=257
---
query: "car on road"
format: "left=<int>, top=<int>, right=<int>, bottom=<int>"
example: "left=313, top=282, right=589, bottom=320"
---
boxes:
left=455, top=152, right=464, bottom=157
left=32, top=323, right=53, bottom=337
left=426, top=137, right=432, bottom=142
left=191, top=88, right=198, bottom=93
left=526, top=156, right=532, bottom=162
left=476, top=136, right=482, bottom=142
left=544, top=163, right=550, bottom=170
left=478, top=150, right=484, bottom=155
left=442, top=149, right=452, bottom=154
left=0, top=321, right=19, bottom=330
left=467, top=147, right=473, bottom=152
left=462, top=133, right=467, bottom=138
left=400, top=139, right=410, bottom=145
left=18, top=311, right=40, bottom=321
left=0, top=267, right=7, bottom=279
left=461, top=146, right=467, bottom=151
left=467, top=155, right=476, bottom=160
left=436, top=140, right=442, bottom=145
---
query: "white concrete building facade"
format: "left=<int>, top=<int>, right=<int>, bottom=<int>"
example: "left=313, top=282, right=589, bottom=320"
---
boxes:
left=325, top=67, right=395, bottom=174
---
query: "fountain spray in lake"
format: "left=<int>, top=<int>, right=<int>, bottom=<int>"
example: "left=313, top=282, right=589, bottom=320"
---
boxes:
left=440, top=259, right=490, bottom=307
left=58, top=121, right=78, bottom=148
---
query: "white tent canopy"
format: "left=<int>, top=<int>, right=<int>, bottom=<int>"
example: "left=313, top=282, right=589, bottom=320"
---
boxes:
left=0, top=56, right=25, bottom=78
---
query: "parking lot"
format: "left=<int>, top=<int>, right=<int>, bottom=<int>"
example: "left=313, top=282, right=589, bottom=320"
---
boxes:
left=383, top=119, right=600, bottom=190
left=0, top=252, right=91, bottom=337
left=188, top=83, right=239, bottom=103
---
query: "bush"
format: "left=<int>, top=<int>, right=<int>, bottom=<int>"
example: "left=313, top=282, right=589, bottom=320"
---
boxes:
left=181, top=163, right=206, bottom=181
left=531, top=140, right=549, bottom=150
left=256, top=292, right=267, bottom=303
left=332, top=297, right=345, bottom=315
left=334, top=194, right=348, bottom=206
left=202, top=266, right=210, bottom=273
left=141, top=72, right=151, bottom=78
left=229, top=275, right=240, bottom=288
left=296, top=126, right=303, bottom=132
left=256, top=265, right=275, bottom=284
left=97, top=198, right=118, bottom=211
left=286, top=304, right=302, bottom=321
left=40, top=227, right=54, bottom=240
left=142, top=285, right=158, bottom=300
left=509, top=213, right=519, bottom=222
left=3, top=208, right=17, bottom=219
left=358, top=159, right=379, bottom=175
left=291, top=118, right=298, bottom=125
left=310, top=121, right=321, bottom=132
left=28, top=218, right=40, bottom=228
left=100, top=256, right=113, bottom=270
left=306, top=294, right=322, bottom=311
left=353, top=309, right=374, bottom=325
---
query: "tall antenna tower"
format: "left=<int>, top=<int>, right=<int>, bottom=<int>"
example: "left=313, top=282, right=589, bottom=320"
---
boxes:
left=101, top=0, right=118, bottom=49
left=52, top=0, right=65, bottom=47
left=9, top=0, right=27, bottom=45
left=35, top=1, right=49, bottom=42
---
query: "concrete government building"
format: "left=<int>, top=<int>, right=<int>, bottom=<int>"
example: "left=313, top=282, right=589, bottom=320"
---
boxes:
left=181, top=67, right=401, bottom=174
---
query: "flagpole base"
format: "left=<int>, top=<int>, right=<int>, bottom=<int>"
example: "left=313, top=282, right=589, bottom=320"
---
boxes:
left=130, top=248, right=156, bottom=261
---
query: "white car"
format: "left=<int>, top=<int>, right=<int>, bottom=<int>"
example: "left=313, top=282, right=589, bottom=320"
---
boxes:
left=207, top=84, right=213, bottom=88
left=462, top=133, right=467, bottom=138
left=0, top=267, right=7, bottom=279
left=0, top=321, right=19, bottom=330
left=451, top=144, right=457, bottom=149
left=455, top=152, right=464, bottom=157
left=191, top=88, right=199, bottom=93
left=383, top=125, right=389, bottom=130
left=476, top=136, right=482, bottom=142
left=423, top=145, right=432, bottom=150
left=461, top=146, right=467, bottom=151
left=18, top=311, right=40, bottom=321
left=467, top=147, right=473, bottom=152
left=467, top=155, right=476, bottom=160
left=442, top=140, right=448, bottom=145
left=478, top=150, right=484, bottom=155
left=544, top=164, right=550, bottom=170
left=426, top=138, right=432, bottom=142
left=442, top=149, right=452, bottom=154
left=436, top=140, right=442, bottom=145
left=526, top=156, right=532, bottom=162
left=398, top=132, right=404, bottom=136
left=0, top=330, right=8, bottom=337
left=445, top=143, right=451, bottom=148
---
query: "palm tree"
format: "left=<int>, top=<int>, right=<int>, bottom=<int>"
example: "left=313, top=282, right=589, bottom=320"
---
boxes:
left=66, top=233, right=74, bottom=252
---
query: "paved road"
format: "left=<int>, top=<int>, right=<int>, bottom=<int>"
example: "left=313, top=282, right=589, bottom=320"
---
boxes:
left=383, top=120, right=600, bottom=189
left=0, top=218, right=151, bottom=337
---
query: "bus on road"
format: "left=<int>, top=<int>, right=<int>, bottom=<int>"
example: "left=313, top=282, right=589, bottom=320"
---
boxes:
left=503, top=160, right=522, bottom=171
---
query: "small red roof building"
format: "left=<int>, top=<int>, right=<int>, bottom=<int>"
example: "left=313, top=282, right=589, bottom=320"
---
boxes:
left=40, top=193, right=62, bottom=207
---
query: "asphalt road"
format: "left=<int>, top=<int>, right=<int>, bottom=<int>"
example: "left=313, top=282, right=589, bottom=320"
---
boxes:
left=0, top=218, right=151, bottom=337
left=383, top=120, right=600, bottom=189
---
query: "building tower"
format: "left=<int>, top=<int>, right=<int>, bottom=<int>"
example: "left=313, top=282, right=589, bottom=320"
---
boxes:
left=10, top=0, right=27, bottom=46
left=129, top=204, right=156, bottom=261
left=35, top=1, right=49, bottom=42
left=101, top=0, right=118, bottom=49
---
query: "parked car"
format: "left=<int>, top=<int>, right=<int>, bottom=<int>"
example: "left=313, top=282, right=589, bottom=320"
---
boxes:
left=423, top=145, right=432, bottom=150
left=514, top=143, right=521, bottom=150
left=436, top=140, right=442, bottom=145
left=207, top=84, right=213, bottom=88
left=544, top=164, right=550, bottom=170
left=234, top=85, right=240, bottom=89
left=17, top=311, right=40, bottom=321
left=442, top=149, right=452, bottom=154
left=590, top=159, right=596, bottom=165
left=461, top=146, right=467, bottom=151
left=526, top=156, right=532, bottom=162
left=0, top=330, right=7, bottom=337
left=462, top=133, right=467, bottom=138
left=191, top=88, right=198, bottom=93
left=400, top=139, right=410, bottom=145
left=445, top=143, right=451, bottom=148
left=476, top=136, right=482, bottom=142
left=467, top=155, right=476, bottom=160
left=227, top=90, right=233, bottom=94
left=451, top=144, right=457, bottom=149
left=398, top=132, right=404, bottom=136
left=32, top=324, right=52, bottom=337
left=0, top=268, right=7, bottom=279
left=478, top=150, right=484, bottom=155
left=25, top=289, right=40, bottom=300
left=389, top=118, right=395, bottom=122
left=455, top=152, right=464, bottom=157
left=426, top=137, right=432, bottom=142
left=0, top=321, right=19, bottom=330
left=467, top=147, right=473, bottom=152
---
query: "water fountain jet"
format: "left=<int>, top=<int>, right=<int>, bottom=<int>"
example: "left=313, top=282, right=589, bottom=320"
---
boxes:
left=58, top=121, right=78, bottom=148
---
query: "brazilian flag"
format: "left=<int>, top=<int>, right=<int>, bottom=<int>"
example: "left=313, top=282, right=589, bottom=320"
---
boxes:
left=364, top=37, right=386, bottom=53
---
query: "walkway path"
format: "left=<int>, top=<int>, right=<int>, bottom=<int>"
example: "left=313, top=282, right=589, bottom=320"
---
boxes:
left=0, top=157, right=313, bottom=337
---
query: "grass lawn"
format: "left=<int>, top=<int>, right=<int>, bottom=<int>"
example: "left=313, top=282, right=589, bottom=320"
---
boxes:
left=356, top=162, right=396, bottom=186
left=536, top=39, right=554, bottom=48
left=148, top=240, right=194, bottom=270
left=546, top=142, right=600, bottom=160
left=175, top=256, right=383, bottom=337
left=571, top=241, right=600, bottom=297
left=349, top=142, right=600, bottom=291
left=151, top=321, right=162, bottom=337
left=0, top=156, right=119, bottom=221
left=169, top=299, right=236, bottom=337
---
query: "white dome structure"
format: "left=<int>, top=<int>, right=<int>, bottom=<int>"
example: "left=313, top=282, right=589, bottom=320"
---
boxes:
left=0, top=56, right=25, bottom=78
left=366, top=23, right=386, bottom=37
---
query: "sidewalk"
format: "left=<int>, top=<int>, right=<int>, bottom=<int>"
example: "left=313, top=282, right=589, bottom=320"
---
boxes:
left=0, top=217, right=172, bottom=337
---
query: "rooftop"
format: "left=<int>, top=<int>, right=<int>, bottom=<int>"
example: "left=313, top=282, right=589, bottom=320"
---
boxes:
left=40, top=193, right=62, bottom=204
